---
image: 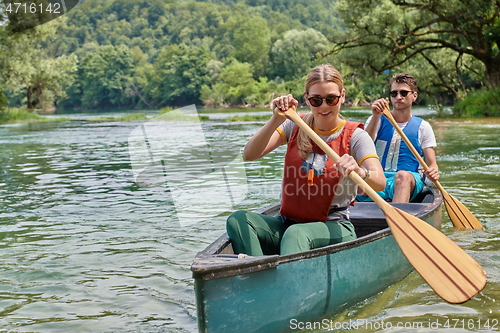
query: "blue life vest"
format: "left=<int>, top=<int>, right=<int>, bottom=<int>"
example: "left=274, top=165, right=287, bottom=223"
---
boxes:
left=375, top=115, right=423, bottom=172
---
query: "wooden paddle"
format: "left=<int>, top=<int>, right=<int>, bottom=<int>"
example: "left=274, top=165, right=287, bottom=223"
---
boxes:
left=280, top=106, right=486, bottom=304
left=380, top=106, right=485, bottom=230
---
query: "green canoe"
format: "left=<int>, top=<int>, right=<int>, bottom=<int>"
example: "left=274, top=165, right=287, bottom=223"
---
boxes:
left=191, top=188, right=443, bottom=333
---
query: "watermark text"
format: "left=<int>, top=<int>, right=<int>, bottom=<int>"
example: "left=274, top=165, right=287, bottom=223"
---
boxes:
left=290, top=318, right=499, bottom=331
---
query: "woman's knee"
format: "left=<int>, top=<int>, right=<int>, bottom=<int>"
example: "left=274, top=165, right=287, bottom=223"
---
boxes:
left=282, top=224, right=309, bottom=243
left=281, top=224, right=313, bottom=254
left=226, top=210, right=249, bottom=232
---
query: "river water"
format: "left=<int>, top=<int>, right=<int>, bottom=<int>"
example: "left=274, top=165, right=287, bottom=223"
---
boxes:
left=0, top=107, right=499, bottom=332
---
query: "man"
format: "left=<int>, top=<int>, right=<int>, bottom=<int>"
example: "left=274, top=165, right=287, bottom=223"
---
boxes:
left=358, top=73, right=439, bottom=203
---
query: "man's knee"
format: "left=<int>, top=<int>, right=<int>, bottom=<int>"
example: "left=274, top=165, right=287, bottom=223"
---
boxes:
left=395, top=170, right=415, bottom=184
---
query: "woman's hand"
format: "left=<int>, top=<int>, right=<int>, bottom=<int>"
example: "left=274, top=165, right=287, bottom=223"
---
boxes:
left=335, top=154, right=360, bottom=177
left=271, top=94, right=298, bottom=112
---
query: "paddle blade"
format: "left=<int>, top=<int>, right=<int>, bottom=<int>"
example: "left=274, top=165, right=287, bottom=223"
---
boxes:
left=384, top=205, right=486, bottom=303
left=442, top=190, right=485, bottom=230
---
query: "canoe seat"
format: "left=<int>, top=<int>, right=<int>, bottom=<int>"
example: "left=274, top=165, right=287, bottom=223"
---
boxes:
left=410, top=186, right=434, bottom=203
left=350, top=187, right=435, bottom=238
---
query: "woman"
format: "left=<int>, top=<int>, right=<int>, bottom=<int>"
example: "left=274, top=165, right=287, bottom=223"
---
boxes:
left=227, top=64, right=385, bottom=256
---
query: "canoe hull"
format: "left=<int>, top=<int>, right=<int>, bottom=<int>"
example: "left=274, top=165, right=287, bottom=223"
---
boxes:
left=192, top=189, right=442, bottom=333
left=195, top=234, right=411, bottom=332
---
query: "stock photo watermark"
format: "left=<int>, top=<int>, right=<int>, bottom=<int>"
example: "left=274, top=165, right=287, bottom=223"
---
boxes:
left=290, top=318, right=499, bottom=331
left=1, top=0, right=81, bottom=33
left=128, top=105, right=248, bottom=227
left=127, top=105, right=369, bottom=226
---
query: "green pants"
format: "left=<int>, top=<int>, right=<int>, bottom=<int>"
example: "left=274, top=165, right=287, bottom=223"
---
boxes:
left=226, top=210, right=356, bottom=256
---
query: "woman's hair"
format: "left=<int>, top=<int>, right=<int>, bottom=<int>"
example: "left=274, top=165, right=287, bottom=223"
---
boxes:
left=298, top=64, right=344, bottom=160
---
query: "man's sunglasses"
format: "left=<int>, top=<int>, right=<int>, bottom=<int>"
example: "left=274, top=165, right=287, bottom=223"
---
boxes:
left=307, top=95, right=341, bottom=107
left=390, top=90, right=414, bottom=98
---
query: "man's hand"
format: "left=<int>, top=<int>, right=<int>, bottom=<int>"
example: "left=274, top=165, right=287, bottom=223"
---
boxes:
left=371, top=98, right=389, bottom=116
left=425, top=167, right=440, bottom=182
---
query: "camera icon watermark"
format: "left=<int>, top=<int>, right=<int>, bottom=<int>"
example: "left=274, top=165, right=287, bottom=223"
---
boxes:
left=1, top=0, right=81, bottom=33
left=128, top=105, right=248, bottom=227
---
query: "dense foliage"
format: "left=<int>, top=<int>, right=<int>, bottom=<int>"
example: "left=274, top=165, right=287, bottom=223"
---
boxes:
left=0, top=0, right=498, bottom=113
left=331, top=0, right=499, bottom=98
left=453, top=88, right=500, bottom=117
left=1, top=0, right=345, bottom=110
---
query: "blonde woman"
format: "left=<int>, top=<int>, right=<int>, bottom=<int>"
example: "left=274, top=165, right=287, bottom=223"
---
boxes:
left=227, top=64, right=385, bottom=256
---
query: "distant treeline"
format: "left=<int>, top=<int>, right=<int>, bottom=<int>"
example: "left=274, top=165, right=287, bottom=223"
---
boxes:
left=1, top=0, right=496, bottom=113
left=2, top=0, right=347, bottom=110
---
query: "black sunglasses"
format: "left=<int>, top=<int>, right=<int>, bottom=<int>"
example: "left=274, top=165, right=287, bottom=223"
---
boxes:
left=390, top=90, right=413, bottom=98
left=307, top=95, right=341, bottom=107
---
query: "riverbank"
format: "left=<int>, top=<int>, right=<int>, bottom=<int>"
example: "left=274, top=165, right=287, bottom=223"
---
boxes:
left=0, top=108, right=71, bottom=124
left=2, top=103, right=495, bottom=125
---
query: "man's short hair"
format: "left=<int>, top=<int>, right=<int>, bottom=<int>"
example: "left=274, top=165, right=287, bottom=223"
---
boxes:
left=390, top=73, right=418, bottom=91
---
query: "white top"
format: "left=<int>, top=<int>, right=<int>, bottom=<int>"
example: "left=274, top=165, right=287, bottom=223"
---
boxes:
left=365, top=115, right=437, bottom=149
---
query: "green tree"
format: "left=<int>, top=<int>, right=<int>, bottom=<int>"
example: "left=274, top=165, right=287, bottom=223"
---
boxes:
left=231, top=16, right=271, bottom=77
left=125, top=46, right=155, bottom=108
left=2, top=0, right=63, bottom=33
left=151, top=44, right=214, bottom=106
left=0, top=14, right=7, bottom=110
left=271, top=28, right=329, bottom=81
left=212, top=60, right=257, bottom=106
left=2, top=0, right=377, bottom=110
left=245, top=77, right=280, bottom=106
left=332, top=0, right=500, bottom=89
left=78, top=44, right=134, bottom=108
left=0, top=19, right=77, bottom=110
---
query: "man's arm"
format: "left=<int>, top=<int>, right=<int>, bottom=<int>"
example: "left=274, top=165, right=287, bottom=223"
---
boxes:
left=365, top=115, right=380, bottom=141
left=365, top=98, right=387, bottom=141
left=423, top=147, right=439, bottom=182
left=420, top=120, right=439, bottom=182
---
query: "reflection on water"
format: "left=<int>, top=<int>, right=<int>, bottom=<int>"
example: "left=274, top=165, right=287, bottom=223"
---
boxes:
left=0, top=109, right=499, bottom=332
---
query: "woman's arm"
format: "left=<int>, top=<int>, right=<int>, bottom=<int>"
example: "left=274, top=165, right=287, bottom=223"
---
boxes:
left=359, top=157, right=386, bottom=192
left=244, top=94, right=298, bottom=161
left=243, top=116, right=285, bottom=161
left=336, top=154, right=385, bottom=192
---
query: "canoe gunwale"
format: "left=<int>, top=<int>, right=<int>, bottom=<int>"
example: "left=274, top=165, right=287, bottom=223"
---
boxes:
left=191, top=188, right=442, bottom=281
left=191, top=228, right=391, bottom=280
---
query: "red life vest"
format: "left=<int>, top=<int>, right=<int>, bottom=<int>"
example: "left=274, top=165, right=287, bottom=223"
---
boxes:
left=280, top=117, right=363, bottom=222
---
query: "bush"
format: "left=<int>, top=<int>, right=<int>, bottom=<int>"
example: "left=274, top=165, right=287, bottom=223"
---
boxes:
left=0, top=108, right=44, bottom=123
left=453, top=88, right=500, bottom=117
left=0, top=108, right=71, bottom=123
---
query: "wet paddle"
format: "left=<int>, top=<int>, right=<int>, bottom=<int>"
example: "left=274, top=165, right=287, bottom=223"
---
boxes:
left=381, top=106, right=485, bottom=230
left=281, top=106, right=486, bottom=304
